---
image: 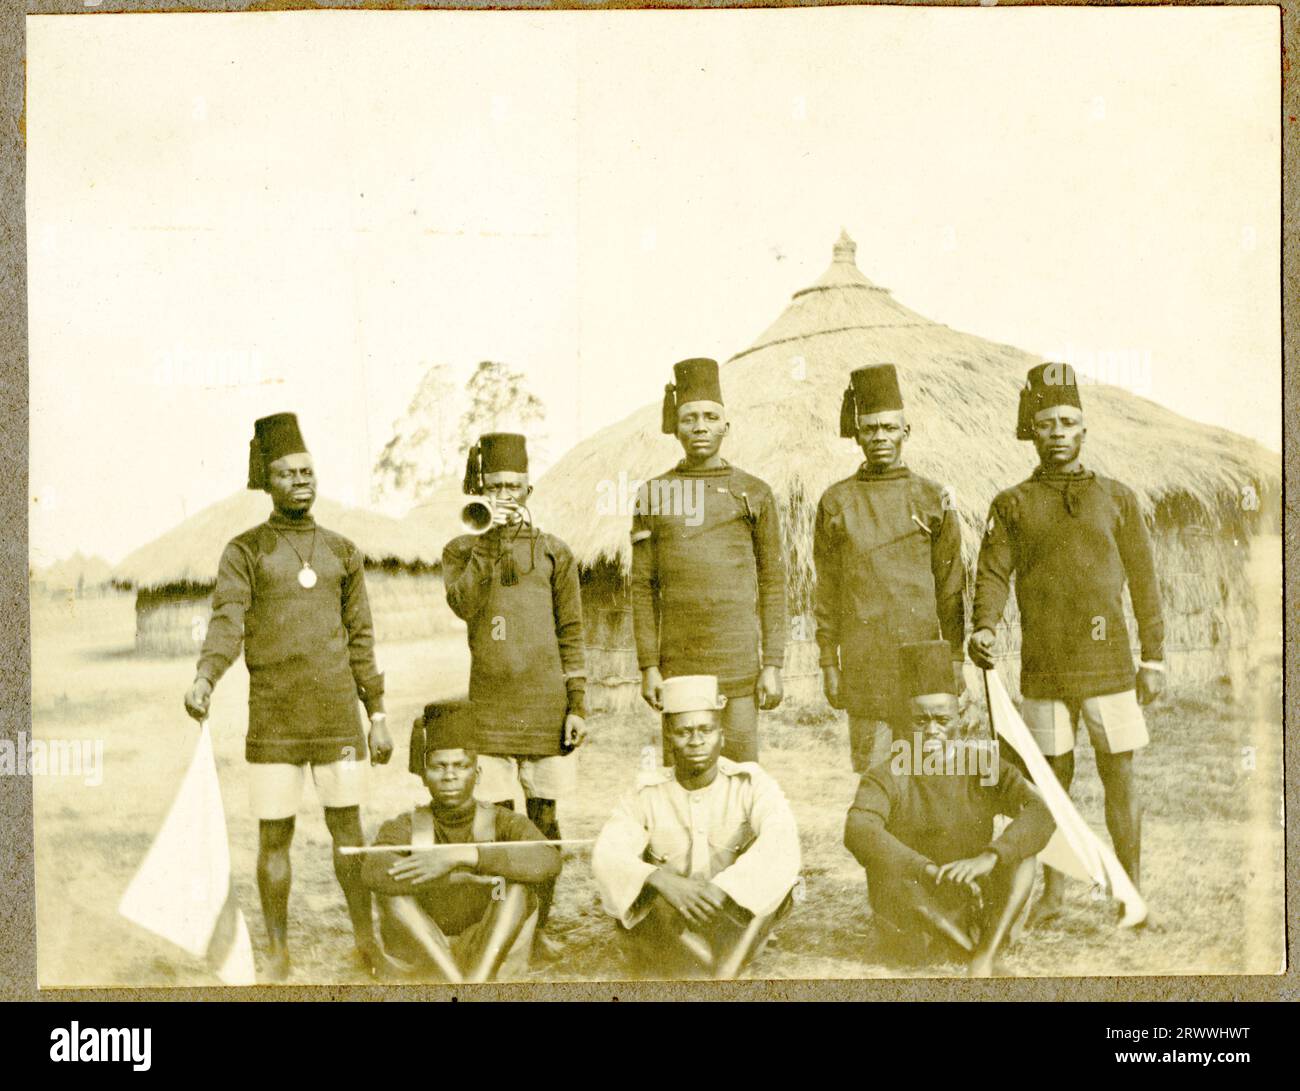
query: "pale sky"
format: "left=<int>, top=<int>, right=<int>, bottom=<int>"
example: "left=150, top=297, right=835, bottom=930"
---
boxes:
left=26, top=8, right=1281, bottom=567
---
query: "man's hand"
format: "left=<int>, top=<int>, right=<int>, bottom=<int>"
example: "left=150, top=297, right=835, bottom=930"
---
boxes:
left=183, top=677, right=213, bottom=723
left=491, top=499, right=525, bottom=528
left=368, top=713, right=393, bottom=765
left=967, top=629, right=997, bottom=671
left=387, top=844, right=478, bottom=886
left=936, top=851, right=998, bottom=889
left=953, top=660, right=968, bottom=696
left=757, top=666, right=783, bottom=711
left=648, top=870, right=728, bottom=928
left=822, top=666, right=844, bottom=710
left=641, top=667, right=664, bottom=712
left=1136, top=666, right=1165, bottom=706
left=564, top=713, right=588, bottom=750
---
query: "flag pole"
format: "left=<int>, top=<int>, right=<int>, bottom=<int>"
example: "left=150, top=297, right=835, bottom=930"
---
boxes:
left=339, top=838, right=596, bottom=855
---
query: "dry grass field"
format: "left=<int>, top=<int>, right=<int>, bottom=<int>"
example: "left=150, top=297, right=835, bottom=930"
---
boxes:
left=31, top=577, right=1284, bottom=989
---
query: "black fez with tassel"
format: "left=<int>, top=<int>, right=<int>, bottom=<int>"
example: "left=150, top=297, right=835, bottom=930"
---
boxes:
left=1017, top=363, right=1082, bottom=441
left=248, top=413, right=309, bottom=490
left=409, top=699, right=479, bottom=774
left=462, top=433, right=528, bottom=495
left=898, top=640, right=961, bottom=699
left=839, top=365, right=904, bottom=438
left=661, top=358, right=724, bottom=434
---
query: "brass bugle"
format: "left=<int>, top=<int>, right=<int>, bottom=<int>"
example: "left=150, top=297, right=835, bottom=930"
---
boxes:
left=461, top=497, right=496, bottom=535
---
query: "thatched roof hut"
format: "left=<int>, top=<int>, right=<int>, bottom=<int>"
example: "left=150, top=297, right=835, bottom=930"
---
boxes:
left=534, top=232, right=1280, bottom=708
left=31, top=551, right=114, bottom=599
left=114, top=491, right=446, bottom=655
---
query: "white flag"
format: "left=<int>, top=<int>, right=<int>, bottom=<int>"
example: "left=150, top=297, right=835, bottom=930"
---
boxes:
left=119, top=724, right=256, bottom=984
left=974, top=667, right=1148, bottom=928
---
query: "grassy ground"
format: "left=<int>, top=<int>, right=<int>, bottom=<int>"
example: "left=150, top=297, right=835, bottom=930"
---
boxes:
left=31, top=593, right=1284, bottom=988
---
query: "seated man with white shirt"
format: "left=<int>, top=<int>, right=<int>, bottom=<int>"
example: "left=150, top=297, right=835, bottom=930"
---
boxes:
left=592, top=675, right=801, bottom=980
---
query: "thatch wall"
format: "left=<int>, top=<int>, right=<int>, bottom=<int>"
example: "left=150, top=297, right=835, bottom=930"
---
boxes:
left=133, top=570, right=450, bottom=658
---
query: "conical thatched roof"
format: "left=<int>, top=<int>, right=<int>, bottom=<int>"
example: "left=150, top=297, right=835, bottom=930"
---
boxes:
left=534, top=231, right=1279, bottom=604
left=114, top=491, right=440, bottom=591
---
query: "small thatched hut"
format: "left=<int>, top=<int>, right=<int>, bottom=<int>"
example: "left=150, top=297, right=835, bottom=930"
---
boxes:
left=114, top=492, right=445, bottom=656
left=533, top=232, right=1280, bottom=710
left=31, top=552, right=115, bottom=600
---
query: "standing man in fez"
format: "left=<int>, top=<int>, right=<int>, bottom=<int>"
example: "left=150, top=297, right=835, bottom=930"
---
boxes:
left=361, top=701, right=561, bottom=983
left=814, top=364, right=966, bottom=774
left=182, top=412, right=394, bottom=980
left=631, top=357, right=788, bottom=765
left=968, top=363, right=1165, bottom=927
left=592, top=675, right=801, bottom=980
left=844, top=641, right=1055, bottom=977
left=441, top=432, right=586, bottom=956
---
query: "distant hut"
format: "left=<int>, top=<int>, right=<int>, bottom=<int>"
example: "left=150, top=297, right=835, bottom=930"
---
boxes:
left=113, top=492, right=444, bottom=656
left=534, top=232, right=1281, bottom=710
left=400, top=476, right=475, bottom=565
left=31, top=551, right=114, bottom=600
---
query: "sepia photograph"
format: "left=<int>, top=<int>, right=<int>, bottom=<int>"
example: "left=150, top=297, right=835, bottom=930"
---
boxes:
left=21, top=5, right=1284, bottom=992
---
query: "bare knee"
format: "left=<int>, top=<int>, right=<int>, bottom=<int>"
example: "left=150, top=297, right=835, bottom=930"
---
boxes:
left=491, top=881, right=531, bottom=918
left=259, top=817, right=295, bottom=854
left=1095, top=752, right=1136, bottom=797
left=324, top=805, right=363, bottom=844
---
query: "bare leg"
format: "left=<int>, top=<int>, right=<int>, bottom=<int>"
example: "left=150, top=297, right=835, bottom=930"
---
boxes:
left=969, top=857, right=1036, bottom=977
left=256, top=817, right=295, bottom=981
left=1028, top=750, right=1075, bottom=927
left=1094, top=750, right=1148, bottom=925
left=324, top=806, right=395, bottom=977
left=721, top=695, right=759, bottom=764
left=525, top=796, right=561, bottom=931
left=378, top=895, right=464, bottom=983
left=464, top=883, right=533, bottom=983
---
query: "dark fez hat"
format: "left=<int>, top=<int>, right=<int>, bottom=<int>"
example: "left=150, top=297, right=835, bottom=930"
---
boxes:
left=409, top=699, right=479, bottom=774
left=1017, top=362, right=1083, bottom=441
left=898, top=640, right=960, bottom=699
left=840, top=364, right=904, bottom=438
left=462, top=432, right=528, bottom=496
left=662, top=357, right=724, bottom=434
left=248, top=413, right=309, bottom=490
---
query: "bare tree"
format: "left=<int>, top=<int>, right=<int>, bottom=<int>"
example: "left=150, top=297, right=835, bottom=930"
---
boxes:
left=458, top=360, right=547, bottom=461
left=372, top=363, right=461, bottom=507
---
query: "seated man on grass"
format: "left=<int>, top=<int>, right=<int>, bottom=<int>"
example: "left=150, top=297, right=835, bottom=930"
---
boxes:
left=592, top=675, right=800, bottom=980
left=361, top=700, right=561, bottom=983
left=844, top=641, right=1055, bottom=977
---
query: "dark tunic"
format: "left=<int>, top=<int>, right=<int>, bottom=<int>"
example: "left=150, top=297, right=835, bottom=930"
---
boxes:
left=813, top=466, right=965, bottom=720
left=629, top=461, right=787, bottom=697
left=195, top=511, right=383, bottom=765
left=844, top=760, right=1054, bottom=925
left=362, top=801, right=561, bottom=936
left=442, top=528, right=586, bottom=757
left=972, top=467, right=1164, bottom=700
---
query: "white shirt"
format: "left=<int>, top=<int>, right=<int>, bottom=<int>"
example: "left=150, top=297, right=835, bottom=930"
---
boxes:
left=592, top=757, right=801, bottom=928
